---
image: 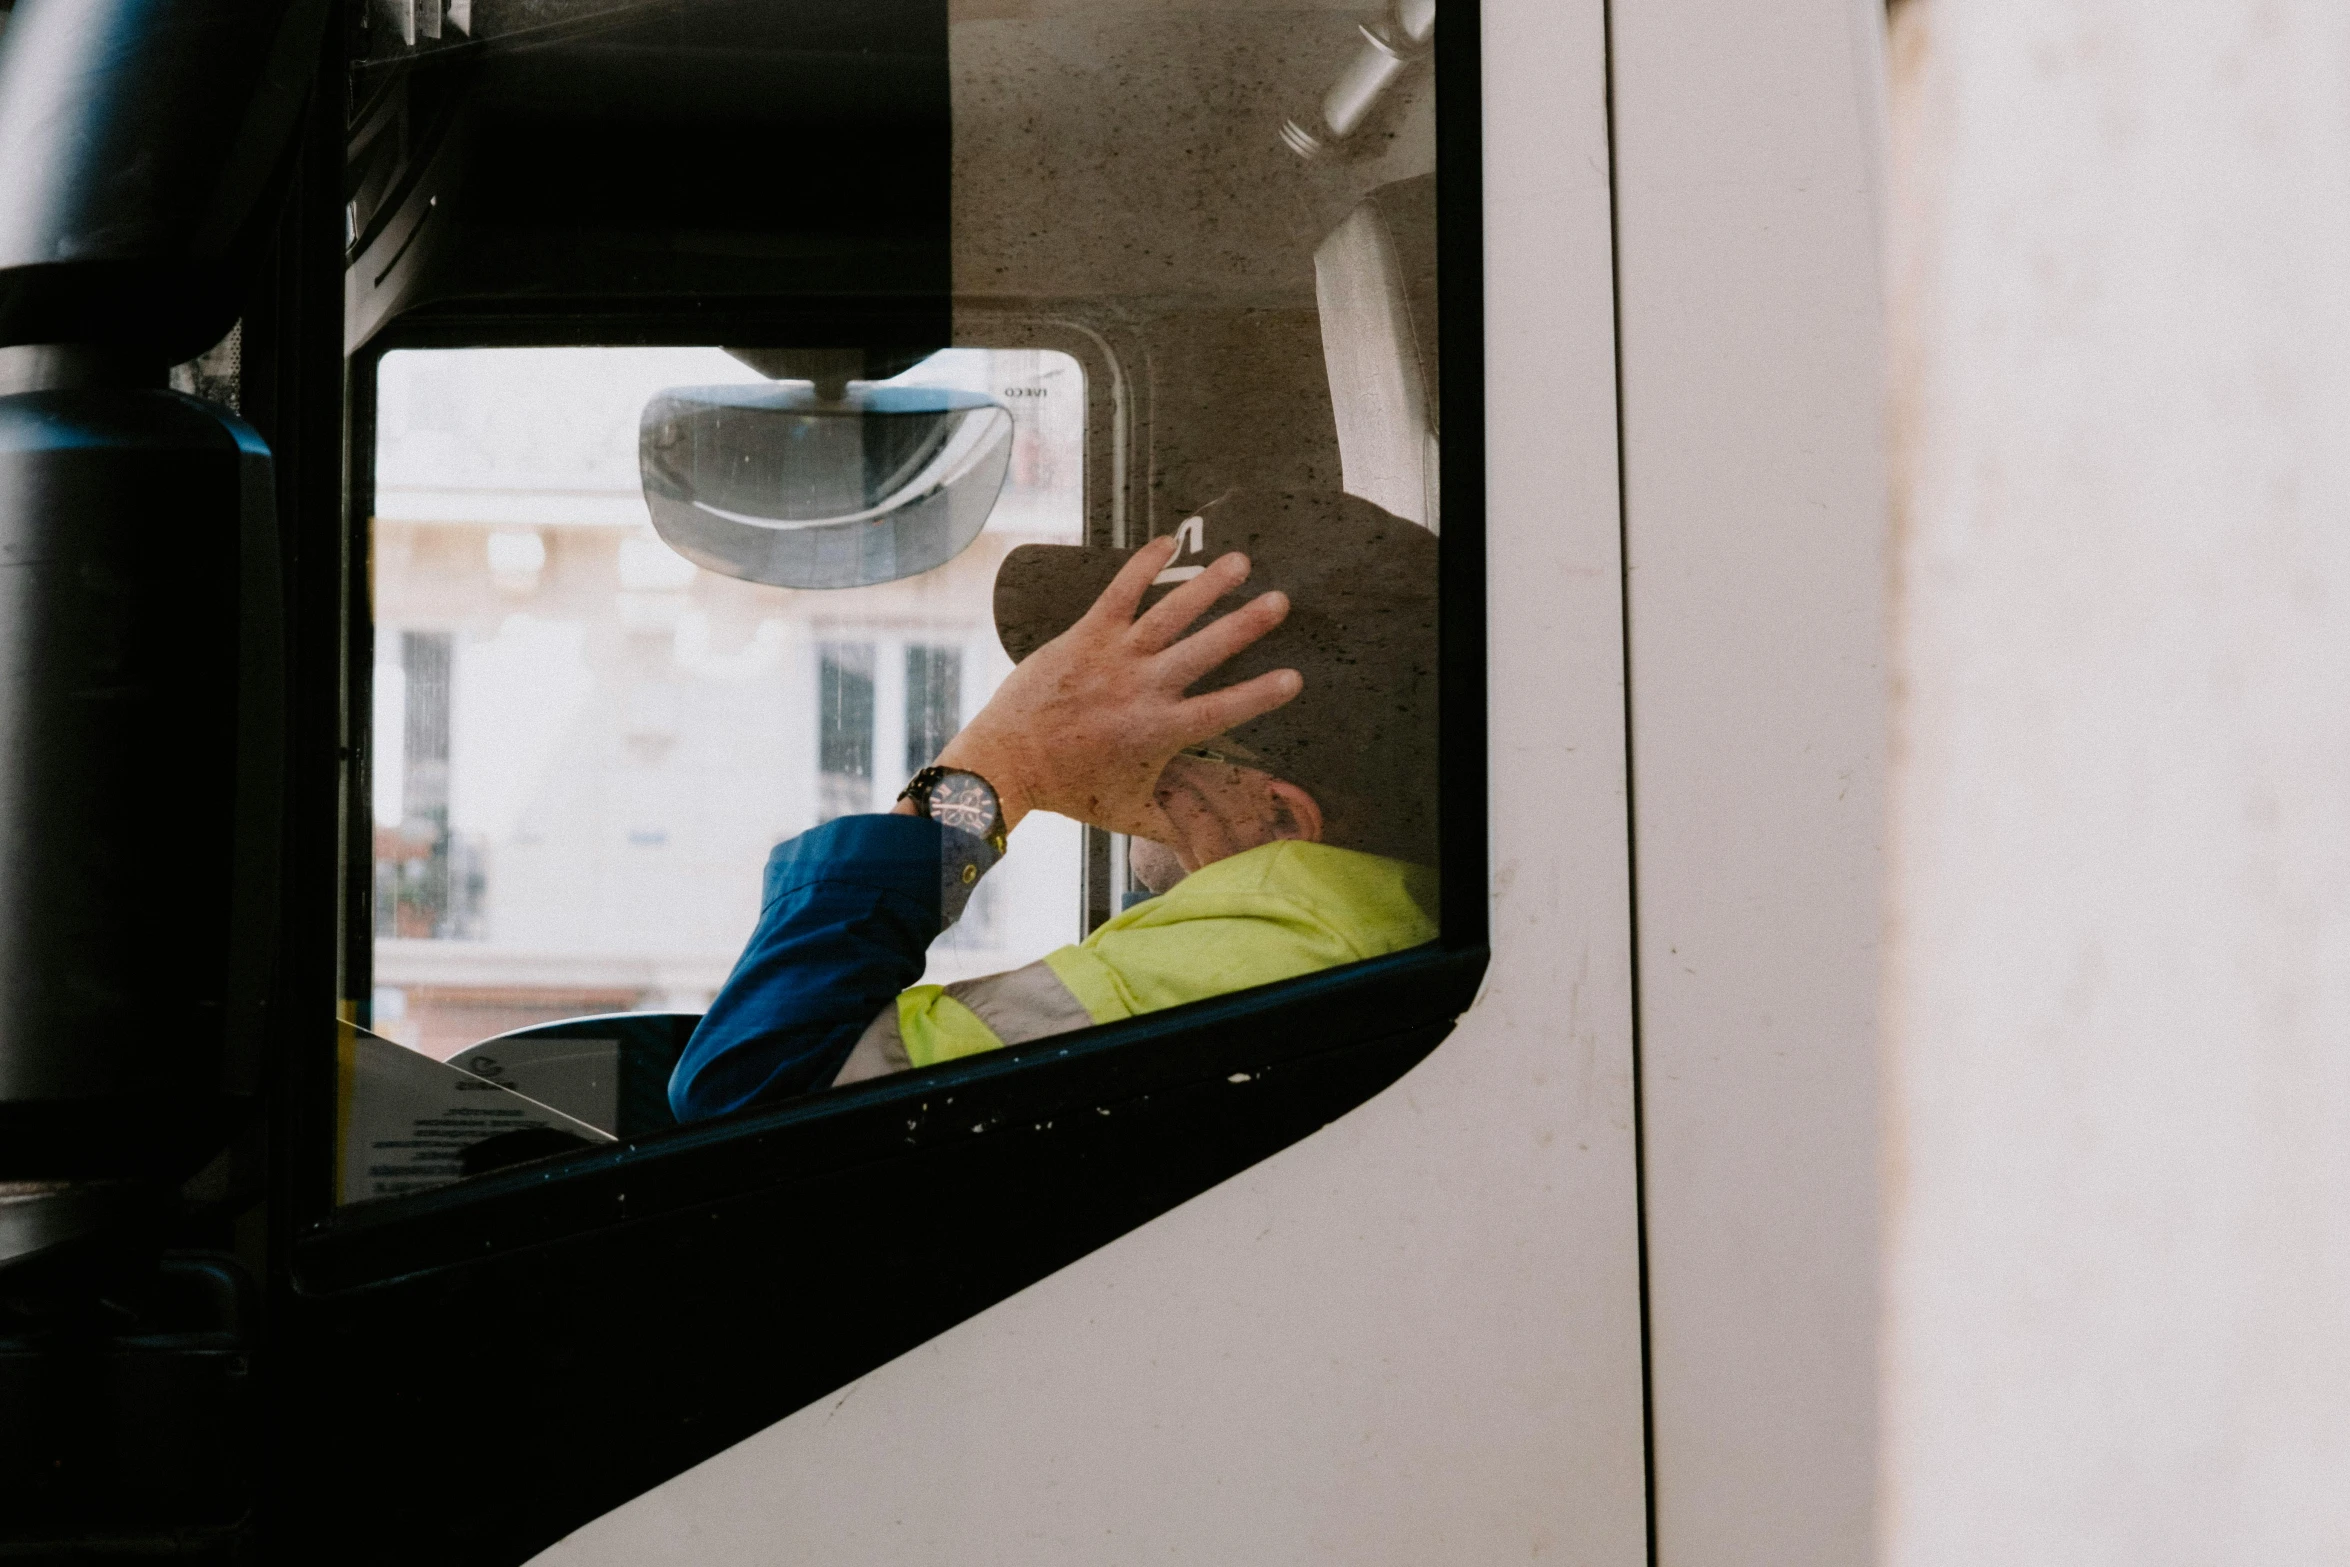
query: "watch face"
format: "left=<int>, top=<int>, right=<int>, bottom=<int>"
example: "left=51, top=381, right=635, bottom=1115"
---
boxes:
left=925, top=770, right=999, bottom=838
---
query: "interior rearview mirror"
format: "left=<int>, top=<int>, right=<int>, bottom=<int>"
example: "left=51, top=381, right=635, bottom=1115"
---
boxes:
left=638, top=382, right=1015, bottom=589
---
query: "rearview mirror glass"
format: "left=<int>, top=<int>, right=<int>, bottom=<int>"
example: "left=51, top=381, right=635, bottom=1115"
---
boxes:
left=638, top=383, right=1015, bottom=589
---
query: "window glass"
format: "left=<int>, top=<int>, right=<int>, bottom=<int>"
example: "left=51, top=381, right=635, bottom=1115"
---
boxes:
left=340, top=0, right=1444, bottom=1197
left=367, top=346, right=1088, bottom=1067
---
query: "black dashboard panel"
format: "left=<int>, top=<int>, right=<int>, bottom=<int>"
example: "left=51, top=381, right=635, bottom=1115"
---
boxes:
left=283, top=945, right=1483, bottom=1565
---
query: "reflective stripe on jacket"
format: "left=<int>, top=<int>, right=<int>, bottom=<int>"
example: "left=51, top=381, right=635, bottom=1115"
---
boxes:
left=835, top=840, right=1439, bottom=1083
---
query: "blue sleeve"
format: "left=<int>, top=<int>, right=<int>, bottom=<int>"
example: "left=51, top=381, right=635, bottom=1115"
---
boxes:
left=668, top=814, right=946, bottom=1122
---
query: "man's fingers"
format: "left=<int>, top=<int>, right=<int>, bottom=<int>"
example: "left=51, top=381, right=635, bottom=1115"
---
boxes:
left=1084, top=534, right=1183, bottom=628
left=1154, top=589, right=1289, bottom=688
left=1175, top=667, right=1303, bottom=741
left=1128, top=550, right=1250, bottom=653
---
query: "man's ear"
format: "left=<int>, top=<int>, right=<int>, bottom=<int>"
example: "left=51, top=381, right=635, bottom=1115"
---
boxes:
left=1265, top=778, right=1324, bottom=843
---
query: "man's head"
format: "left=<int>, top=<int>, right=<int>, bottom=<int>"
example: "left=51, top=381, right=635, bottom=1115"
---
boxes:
left=1127, top=749, right=1326, bottom=891
left=995, top=488, right=1440, bottom=873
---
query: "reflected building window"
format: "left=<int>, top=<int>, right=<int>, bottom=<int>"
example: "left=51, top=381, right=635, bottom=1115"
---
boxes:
left=404, top=630, right=451, bottom=834
left=904, top=641, right=996, bottom=947
left=368, top=345, right=1087, bottom=1065
left=817, top=641, right=876, bottom=822
left=374, top=630, right=484, bottom=941
left=904, top=643, right=962, bottom=775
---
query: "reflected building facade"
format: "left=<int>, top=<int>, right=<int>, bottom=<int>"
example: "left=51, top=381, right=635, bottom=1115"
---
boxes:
left=370, top=347, right=1087, bottom=1059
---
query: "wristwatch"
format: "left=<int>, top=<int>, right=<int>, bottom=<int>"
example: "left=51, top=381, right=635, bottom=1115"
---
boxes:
left=899, top=765, right=1008, bottom=857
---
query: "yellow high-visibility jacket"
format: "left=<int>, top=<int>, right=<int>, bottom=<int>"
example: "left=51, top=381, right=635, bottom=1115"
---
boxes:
left=832, top=840, right=1440, bottom=1083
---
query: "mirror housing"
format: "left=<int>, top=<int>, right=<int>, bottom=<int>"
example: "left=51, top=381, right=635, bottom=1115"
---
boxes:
left=638, top=382, right=1013, bottom=590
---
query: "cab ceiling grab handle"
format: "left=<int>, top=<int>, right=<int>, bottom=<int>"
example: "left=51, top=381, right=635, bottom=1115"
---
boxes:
left=1281, top=0, right=1435, bottom=163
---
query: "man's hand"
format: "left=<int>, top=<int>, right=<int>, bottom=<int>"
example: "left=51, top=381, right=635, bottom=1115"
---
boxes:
left=928, top=534, right=1301, bottom=839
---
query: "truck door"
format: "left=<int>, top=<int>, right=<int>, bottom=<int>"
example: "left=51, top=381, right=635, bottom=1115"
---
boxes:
left=0, top=3, right=1490, bottom=1561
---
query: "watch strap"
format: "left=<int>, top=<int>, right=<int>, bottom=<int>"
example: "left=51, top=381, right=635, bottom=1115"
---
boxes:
left=935, top=824, right=1001, bottom=931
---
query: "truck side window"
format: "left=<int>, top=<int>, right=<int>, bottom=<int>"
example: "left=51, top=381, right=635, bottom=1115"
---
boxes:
left=335, top=0, right=1447, bottom=1201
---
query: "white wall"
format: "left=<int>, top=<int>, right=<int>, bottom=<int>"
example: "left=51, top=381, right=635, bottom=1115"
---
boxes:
left=1885, top=2, right=2350, bottom=1562
left=1611, top=1, right=1890, bottom=1562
